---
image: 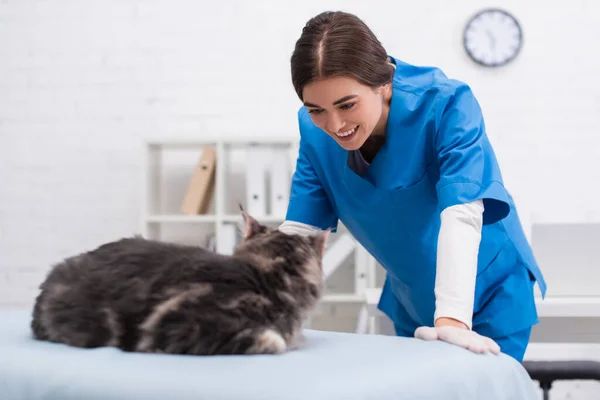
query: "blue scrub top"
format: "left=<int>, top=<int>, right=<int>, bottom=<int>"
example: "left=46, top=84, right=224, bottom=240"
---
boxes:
left=285, top=56, right=547, bottom=340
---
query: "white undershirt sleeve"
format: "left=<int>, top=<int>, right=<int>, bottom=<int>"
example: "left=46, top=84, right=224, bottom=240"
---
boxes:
left=434, top=199, right=484, bottom=330
left=278, top=220, right=321, bottom=236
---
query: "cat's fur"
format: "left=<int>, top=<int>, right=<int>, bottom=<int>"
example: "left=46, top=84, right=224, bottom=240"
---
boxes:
left=31, top=211, right=329, bottom=356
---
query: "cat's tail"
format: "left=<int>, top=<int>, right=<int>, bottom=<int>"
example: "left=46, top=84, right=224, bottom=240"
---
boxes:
left=138, top=307, right=289, bottom=356
left=134, top=286, right=290, bottom=356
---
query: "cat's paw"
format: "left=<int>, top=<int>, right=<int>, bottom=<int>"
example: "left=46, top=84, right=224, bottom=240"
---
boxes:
left=247, top=329, right=287, bottom=354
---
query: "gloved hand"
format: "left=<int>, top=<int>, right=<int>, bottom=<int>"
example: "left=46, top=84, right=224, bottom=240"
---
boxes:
left=414, top=325, right=501, bottom=355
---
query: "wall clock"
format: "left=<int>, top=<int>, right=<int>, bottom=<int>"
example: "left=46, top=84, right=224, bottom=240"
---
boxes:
left=463, top=8, right=523, bottom=67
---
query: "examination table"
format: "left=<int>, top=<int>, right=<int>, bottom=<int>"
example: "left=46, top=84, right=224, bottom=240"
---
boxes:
left=0, top=309, right=538, bottom=400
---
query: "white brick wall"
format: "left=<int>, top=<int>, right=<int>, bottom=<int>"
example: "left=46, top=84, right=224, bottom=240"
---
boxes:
left=1, top=1, right=600, bottom=395
left=1, top=0, right=599, bottom=300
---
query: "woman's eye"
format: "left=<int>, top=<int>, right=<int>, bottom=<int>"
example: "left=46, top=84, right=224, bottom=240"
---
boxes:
left=340, top=102, right=355, bottom=110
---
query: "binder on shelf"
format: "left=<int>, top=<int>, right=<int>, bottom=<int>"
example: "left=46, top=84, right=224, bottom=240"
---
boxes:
left=180, top=146, right=216, bottom=215
left=269, top=146, right=290, bottom=218
left=245, top=145, right=267, bottom=217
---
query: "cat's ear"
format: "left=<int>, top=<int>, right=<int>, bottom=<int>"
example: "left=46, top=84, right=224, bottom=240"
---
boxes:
left=241, top=208, right=263, bottom=240
left=310, top=228, right=330, bottom=258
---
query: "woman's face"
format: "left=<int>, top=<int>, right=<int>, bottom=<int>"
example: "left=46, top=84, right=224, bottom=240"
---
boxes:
left=302, top=76, right=391, bottom=151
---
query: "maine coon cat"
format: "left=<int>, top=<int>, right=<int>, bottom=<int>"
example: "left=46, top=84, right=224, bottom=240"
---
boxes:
left=31, top=210, right=330, bottom=355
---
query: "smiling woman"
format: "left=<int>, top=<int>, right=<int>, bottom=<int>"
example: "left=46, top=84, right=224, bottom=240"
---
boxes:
left=278, top=10, right=548, bottom=364
left=290, top=14, right=395, bottom=159
left=301, top=76, right=391, bottom=156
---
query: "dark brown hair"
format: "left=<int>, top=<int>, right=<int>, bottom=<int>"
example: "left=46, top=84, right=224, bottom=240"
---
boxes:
left=290, top=11, right=395, bottom=100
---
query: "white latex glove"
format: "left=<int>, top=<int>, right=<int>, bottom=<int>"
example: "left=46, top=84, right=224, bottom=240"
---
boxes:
left=414, top=326, right=501, bottom=355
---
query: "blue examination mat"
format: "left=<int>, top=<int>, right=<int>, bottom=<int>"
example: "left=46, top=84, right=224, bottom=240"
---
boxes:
left=0, top=309, right=537, bottom=400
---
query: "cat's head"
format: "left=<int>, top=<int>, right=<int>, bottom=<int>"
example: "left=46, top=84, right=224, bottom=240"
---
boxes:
left=234, top=207, right=330, bottom=290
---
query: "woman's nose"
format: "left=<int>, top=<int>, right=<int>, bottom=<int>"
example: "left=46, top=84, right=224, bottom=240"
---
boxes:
left=326, top=113, right=344, bottom=133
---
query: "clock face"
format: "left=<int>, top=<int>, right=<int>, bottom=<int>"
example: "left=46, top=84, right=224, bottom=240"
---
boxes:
left=463, top=8, right=523, bottom=67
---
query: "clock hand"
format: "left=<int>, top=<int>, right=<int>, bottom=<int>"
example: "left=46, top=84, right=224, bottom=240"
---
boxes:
left=486, top=30, right=496, bottom=50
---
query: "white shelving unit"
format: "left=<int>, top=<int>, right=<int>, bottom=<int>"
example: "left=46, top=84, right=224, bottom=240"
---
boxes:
left=141, top=136, right=299, bottom=240
left=139, top=136, right=377, bottom=310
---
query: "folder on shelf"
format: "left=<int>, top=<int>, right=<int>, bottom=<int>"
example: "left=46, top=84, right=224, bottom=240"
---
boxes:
left=245, top=145, right=267, bottom=217
left=269, top=146, right=290, bottom=218
left=180, top=146, right=216, bottom=215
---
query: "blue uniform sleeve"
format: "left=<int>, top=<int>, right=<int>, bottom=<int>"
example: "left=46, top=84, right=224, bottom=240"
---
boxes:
left=285, top=115, right=339, bottom=231
left=434, top=83, right=510, bottom=225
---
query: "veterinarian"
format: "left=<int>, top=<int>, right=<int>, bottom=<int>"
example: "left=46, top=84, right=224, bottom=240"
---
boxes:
left=278, top=10, right=546, bottom=363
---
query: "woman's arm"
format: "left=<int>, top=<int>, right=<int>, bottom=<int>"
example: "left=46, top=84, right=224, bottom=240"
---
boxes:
left=434, top=199, right=483, bottom=330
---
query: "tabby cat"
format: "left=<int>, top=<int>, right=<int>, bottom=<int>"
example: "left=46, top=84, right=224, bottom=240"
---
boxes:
left=31, top=210, right=329, bottom=355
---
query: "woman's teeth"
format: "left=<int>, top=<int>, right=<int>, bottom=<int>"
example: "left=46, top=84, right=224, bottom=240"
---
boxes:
left=335, top=126, right=358, bottom=137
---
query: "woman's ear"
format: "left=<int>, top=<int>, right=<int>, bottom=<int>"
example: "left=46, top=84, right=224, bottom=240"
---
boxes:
left=380, top=83, right=392, bottom=103
left=374, top=83, right=391, bottom=96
